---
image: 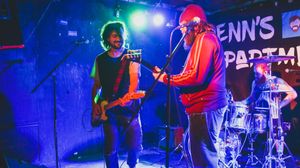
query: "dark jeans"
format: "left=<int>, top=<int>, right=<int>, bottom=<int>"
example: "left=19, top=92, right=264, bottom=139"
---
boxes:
left=103, top=115, right=143, bottom=168
left=189, top=106, right=227, bottom=168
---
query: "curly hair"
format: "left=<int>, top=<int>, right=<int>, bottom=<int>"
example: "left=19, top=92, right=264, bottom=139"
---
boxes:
left=100, top=21, right=128, bottom=51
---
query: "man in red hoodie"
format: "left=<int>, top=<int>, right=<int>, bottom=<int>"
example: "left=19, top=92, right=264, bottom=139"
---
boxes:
left=153, top=4, right=227, bottom=168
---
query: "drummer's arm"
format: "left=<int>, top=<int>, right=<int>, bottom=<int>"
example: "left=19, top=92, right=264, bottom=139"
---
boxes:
left=277, top=79, right=298, bottom=108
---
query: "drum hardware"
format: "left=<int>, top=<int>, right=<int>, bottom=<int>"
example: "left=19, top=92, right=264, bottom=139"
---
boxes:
left=218, top=100, right=248, bottom=168
left=282, top=122, right=291, bottom=134
left=252, top=112, right=268, bottom=134
left=245, top=129, right=263, bottom=167
left=244, top=108, right=265, bottom=167
left=248, top=55, right=295, bottom=168
left=218, top=123, right=243, bottom=168
left=262, top=89, right=292, bottom=93
left=262, top=85, right=293, bottom=168
left=227, top=102, right=251, bottom=132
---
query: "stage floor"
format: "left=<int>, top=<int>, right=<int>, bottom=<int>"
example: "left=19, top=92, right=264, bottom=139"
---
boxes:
left=4, top=146, right=300, bottom=167
left=58, top=147, right=188, bottom=168
left=56, top=147, right=300, bottom=168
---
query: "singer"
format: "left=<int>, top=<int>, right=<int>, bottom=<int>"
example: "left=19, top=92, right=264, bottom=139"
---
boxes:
left=153, top=4, right=227, bottom=168
left=90, top=21, right=143, bottom=168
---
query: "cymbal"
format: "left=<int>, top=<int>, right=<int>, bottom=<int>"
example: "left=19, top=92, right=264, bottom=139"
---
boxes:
left=262, top=89, right=291, bottom=93
left=254, top=107, right=269, bottom=110
left=248, top=55, right=295, bottom=63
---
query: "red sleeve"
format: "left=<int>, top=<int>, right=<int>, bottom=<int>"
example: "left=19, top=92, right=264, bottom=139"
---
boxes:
left=163, top=33, right=217, bottom=87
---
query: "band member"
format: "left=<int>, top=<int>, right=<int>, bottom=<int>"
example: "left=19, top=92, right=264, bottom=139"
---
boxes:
left=241, top=63, right=297, bottom=109
left=153, top=4, right=228, bottom=168
left=91, top=21, right=142, bottom=168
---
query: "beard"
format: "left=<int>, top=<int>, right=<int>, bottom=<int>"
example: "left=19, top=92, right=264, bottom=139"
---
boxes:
left=183, top=33, right=195, bottom=51
left=110, top=41, right=124, bottom=49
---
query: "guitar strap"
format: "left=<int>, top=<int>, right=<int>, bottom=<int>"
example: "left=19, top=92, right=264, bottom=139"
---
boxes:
left=112, top=49, right=129, bottom=96
left=111, top=50, right=140, bottom=120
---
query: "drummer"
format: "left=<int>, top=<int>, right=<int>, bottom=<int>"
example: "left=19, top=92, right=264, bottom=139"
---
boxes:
left=241, top=63, right=297, bottom=110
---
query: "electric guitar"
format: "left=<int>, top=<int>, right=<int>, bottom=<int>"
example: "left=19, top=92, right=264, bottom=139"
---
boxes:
left=92, top=90, right=145, bottom=126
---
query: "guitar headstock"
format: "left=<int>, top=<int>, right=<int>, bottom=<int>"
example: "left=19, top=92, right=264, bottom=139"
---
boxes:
left=122, top=49, right=142, bottom=63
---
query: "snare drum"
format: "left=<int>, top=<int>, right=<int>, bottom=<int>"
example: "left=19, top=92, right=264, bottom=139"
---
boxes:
left=228, top=102, right=250, bottom=131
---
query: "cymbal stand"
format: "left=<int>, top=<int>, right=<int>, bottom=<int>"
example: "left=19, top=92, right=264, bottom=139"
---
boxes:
left=246, top=109, right=262, bottom=166
left=260, top=63, right=275, bottom=168
left=270, top=95, right=293, bottom=168
left=263, top=67, right=293, bottom=168
left=246, top=129, right=262, bottom=166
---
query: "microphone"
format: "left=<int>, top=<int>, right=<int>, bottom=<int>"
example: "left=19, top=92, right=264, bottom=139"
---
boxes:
left=74, top=39, right=90, bottom=44
left=285, top=68, right=300, bottom=73
left=176, top=17, right=201, bottom=29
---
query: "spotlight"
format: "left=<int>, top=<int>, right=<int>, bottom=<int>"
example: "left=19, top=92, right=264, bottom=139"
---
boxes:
left=130, top=10, right=147, bottom=30
left=153, top=13, right=165, bottom=27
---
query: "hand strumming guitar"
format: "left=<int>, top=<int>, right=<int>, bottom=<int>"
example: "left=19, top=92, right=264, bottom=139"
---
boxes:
left=91, top=100, right=107, bottom=127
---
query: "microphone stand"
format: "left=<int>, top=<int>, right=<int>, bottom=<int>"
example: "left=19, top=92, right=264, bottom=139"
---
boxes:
left=31, top=42, right=82, bottom=168
left=125, top=26, right=188, bottom=168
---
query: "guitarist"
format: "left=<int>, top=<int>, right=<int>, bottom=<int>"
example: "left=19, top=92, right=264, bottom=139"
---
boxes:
left=91, top=21, right=142, bottom=168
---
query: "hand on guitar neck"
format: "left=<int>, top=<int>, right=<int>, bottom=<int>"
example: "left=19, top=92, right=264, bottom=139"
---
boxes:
left=91, top=90, right=145, bottom=127
left=152, top=66, right=166, bottom=83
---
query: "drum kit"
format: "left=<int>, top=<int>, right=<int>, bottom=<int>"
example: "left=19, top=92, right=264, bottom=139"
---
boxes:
left=219, top=55, right=295, bottom=168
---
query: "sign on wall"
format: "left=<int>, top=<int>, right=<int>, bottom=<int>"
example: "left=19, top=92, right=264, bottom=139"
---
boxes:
left=210, top=3, right=300, bottom=99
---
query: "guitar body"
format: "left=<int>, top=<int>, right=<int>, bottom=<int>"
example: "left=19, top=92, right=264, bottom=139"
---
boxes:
left=91, top=91, right=145, bottom=127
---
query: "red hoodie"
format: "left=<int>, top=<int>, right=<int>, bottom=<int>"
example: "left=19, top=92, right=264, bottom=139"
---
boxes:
left=163, top=31, right=227, bottom=114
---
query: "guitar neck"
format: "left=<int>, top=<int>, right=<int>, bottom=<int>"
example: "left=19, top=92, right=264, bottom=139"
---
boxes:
left=105, top=99, right=122, bottom=110
left=139, top=60, right=158, bottom=73
left=123, top=52, right=158, bottom=73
